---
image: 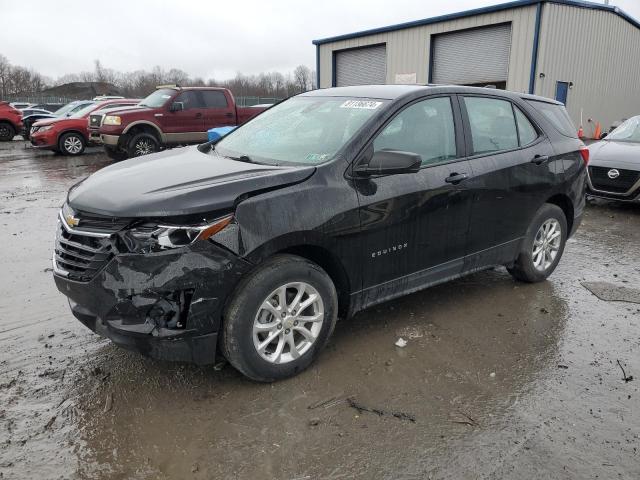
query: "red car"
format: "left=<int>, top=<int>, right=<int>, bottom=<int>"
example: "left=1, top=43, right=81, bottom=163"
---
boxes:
left=0, top=102, right=23, bottom=142
left=30, top=99, right=140, bottom=155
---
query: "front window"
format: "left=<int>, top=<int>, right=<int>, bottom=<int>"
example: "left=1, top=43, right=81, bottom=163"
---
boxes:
left=214, top=96, right=387, bottom=166
left=140, top=88, right=176, bottom=108
left=373, top=97, right=457, bottom=166
left=605, top=116, right=640, bottom=143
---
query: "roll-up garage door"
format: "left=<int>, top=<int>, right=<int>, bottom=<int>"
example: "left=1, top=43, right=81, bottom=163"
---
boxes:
left=432, top=24, right=512, bottom=86
left=335, top=45, right=386, bottom=87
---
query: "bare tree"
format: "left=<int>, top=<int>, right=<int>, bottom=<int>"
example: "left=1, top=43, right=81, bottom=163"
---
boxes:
left=0, top=54, right=314, bottom=102
left=0, top=54, right=11, bottom=98
left=293, top=65, right=312, bottom=93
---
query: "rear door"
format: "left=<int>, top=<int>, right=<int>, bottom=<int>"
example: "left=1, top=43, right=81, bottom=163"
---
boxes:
left=459, top=95, right=558, bottom=269
left=200, top=90, right=236, bottom=129
left=354, top=95, right=474, bottom=306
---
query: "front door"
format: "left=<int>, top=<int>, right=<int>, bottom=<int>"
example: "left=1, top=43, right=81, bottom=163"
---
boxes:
left=161, top=90, right=207, bottom=143
left=354, top=95, right=474, bottom=307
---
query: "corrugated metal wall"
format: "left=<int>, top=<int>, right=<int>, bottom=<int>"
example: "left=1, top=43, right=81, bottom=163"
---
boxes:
left=535, top=3, right=640, bottom=130
left=318, top=5, right=538, bottom=92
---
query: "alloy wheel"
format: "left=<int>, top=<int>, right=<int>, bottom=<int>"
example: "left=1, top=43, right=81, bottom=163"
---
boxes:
left=63, top=135, right=83, bottom=154
left=134, top=139, right=155, bottom=156
left=252, top=282, right=325, bottom=364
left=532, top=218, right=561, bottom=271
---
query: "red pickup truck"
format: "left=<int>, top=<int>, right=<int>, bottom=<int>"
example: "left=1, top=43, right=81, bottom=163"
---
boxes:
left=98, top=86, right=268, bottom=160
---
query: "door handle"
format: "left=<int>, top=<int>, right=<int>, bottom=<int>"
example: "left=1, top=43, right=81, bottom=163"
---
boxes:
left=195, top=112, right=203, bottom=119
left=445, top=173, right=468, bottom=184
left=531, top=154, right=549, bottom=165
left=224, top=112, right=234, bottom=118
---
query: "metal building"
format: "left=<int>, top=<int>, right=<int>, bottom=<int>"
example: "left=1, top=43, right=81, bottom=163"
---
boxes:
left=313, top=0, right=640, bottom=131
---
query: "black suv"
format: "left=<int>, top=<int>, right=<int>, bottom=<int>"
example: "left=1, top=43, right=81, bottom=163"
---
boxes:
left=53, top=85, right=587, bottom=381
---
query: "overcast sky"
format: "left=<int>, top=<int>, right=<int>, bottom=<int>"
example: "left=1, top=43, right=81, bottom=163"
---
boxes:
left=2, top=0, right=640, bottom=80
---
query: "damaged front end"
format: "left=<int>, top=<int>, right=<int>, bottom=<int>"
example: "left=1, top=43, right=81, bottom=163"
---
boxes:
left=53, top=204, right=252, bottom=364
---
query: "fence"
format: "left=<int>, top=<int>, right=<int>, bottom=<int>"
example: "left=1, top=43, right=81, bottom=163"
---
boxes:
left=1, top=94, right=74, bottom=105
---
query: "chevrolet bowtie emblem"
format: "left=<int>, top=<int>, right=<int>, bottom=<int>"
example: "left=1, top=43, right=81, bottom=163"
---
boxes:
left=66, top=215, right=80, bottom=227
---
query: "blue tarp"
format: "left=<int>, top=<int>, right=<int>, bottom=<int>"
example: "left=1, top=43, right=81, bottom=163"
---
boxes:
left=207, top=126, right=237, bottom=142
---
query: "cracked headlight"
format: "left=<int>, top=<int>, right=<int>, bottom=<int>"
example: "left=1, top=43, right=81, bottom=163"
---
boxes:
left=125, top=214, right=234, bottom=252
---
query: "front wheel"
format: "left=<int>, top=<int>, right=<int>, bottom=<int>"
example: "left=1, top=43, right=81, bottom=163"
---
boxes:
left=127, top=132, right=159, bottom=158
left=221, top=255, right=338, bottom=382
left=59, top=132, right=85, bottom=156
left=508, top=204, right=567, bottom=283
left=0, top=122, right=16, bottom=142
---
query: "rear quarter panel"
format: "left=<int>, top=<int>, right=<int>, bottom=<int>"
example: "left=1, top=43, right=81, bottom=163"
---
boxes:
left=523, top=103, right=586, bottom=230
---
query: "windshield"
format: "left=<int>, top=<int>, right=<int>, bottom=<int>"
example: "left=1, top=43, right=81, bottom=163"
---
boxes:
left=69, top=104, right=98, bottom=118
left=53, top=102, right=84, bottom=117
left=215, top=96, right=387, bottom=165
left=606, top=116, right=640, bottom=142
left=140, top=88, right=176, bottom=108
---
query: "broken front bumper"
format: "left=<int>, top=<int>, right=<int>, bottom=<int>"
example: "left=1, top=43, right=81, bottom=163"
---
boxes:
left=54, top=241, right=253, bottom=365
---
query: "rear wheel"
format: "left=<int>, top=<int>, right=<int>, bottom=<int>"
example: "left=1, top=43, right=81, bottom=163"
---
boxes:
left=59, top=132, right=85, bottom=156
left=127, top=132, right=159, bottom=158
left=0, top=122, right=15, bottom=142
left=221, top=255, right=338, bottom=382
left=508, top=204, right=567, bottom=283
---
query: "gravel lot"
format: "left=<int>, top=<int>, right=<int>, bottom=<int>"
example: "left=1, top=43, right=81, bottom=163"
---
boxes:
left=0, top=139, right=638, bottom=480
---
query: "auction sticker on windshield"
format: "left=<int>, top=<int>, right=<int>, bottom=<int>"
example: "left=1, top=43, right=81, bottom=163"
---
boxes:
left=340, top=100, right=383, bottom=109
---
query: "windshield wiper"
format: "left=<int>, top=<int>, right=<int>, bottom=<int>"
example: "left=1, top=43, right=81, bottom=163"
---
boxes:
left=229, top=155, right=254, bottom=164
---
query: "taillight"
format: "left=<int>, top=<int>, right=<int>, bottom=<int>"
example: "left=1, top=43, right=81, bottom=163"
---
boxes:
left=579, top=146, right=589, bottom=165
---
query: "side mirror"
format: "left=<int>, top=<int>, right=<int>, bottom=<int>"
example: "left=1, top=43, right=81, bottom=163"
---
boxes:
left=169, top=102, right=184, bottom=112
left=600, top=132, right=608, bottom=139
left=354, top=149, right=422, bottom=176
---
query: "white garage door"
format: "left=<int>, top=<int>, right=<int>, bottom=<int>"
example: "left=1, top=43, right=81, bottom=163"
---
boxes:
left=432, top=24, right=512, bottom=85
left=335, top=45, right=387, bottom=87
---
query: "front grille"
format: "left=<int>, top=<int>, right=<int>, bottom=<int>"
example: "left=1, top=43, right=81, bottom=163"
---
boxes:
left=54, top=223, right=114, bottom=282
left=89, top=114, right=103, bottom=129
left=70, top=209, right=131, bottom=234
left=589, top=166, right=640, bottom=194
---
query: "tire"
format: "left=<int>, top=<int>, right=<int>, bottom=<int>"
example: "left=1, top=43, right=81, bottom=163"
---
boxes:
left=127, top=132, right=159, bottom=158
left=221, top=254, right=338, bottom=382
left=104, top=146, right=128, bottom=161
left=508, top=204, right=567, bottom=283
left=0, top=122, right=15, bottom=142
left=58, top=132, right=85, bottom=156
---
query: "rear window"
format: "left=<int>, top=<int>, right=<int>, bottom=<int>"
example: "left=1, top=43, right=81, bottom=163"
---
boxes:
left=526, top=100, right=577, bottom=138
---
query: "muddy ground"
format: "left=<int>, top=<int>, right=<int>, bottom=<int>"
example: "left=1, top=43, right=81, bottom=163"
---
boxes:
left=0, top=138, right=638, bottom=480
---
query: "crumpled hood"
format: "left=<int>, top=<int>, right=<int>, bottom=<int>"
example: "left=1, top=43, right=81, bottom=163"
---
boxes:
left=588, top=140, right=640, bottom=169
left=68, top=146, right=316, bottom=218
